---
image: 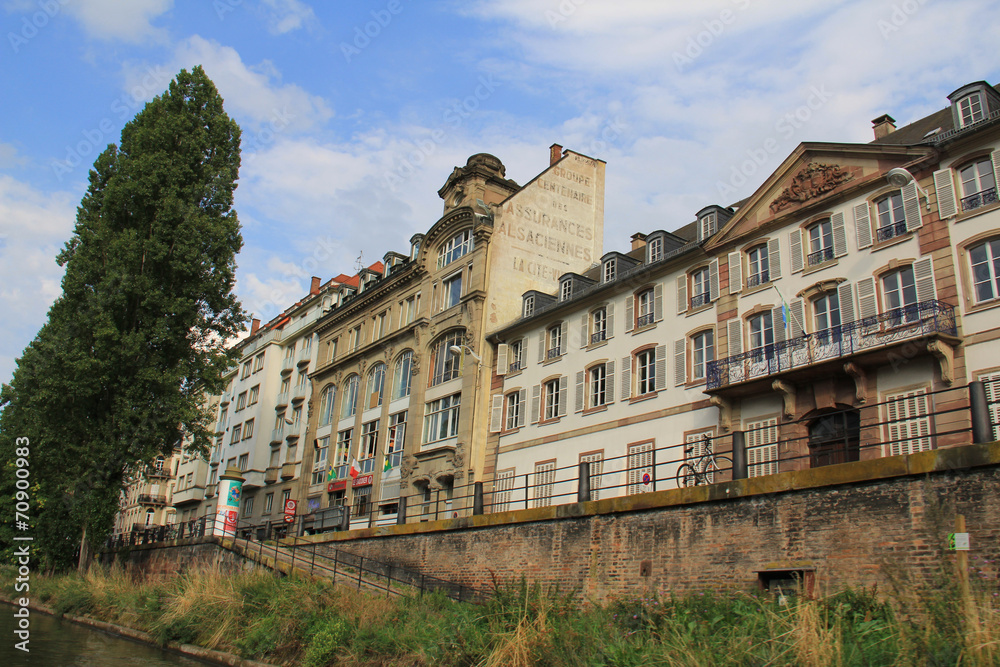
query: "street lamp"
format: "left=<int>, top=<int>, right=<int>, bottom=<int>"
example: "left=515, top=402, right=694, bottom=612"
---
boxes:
left=450, top=344, right=482, bottom=368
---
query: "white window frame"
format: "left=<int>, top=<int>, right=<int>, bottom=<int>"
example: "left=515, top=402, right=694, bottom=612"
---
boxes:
left=589, top=364, right=607, bottom=408
left=392, top=350, right=413, bottom=399
left=636, top=349, right=656, bottom=396
left=543, top=378, right=561, bottom=421
left=603, top=259, right=616, bottom=283
left=970, top=239, right=1000, bottom=304
left=437, top=229, right=474, bottom=269
left=423, top=393, right=461, bottom=444
left=692, top=330, right=714, bottom=381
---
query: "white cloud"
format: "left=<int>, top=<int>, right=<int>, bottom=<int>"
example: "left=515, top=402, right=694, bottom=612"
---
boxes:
left=260, top=0, right=317, bottom=34
left=64, top=0, right=173, bottom=43
left=0, top=142, right=26, bottom=168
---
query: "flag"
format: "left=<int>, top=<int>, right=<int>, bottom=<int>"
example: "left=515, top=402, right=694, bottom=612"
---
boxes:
left=326, top=465, right=337, bottom=482
left=383, top=455, right=392, bottom=473
left=348, top=457, right=360, bottom=479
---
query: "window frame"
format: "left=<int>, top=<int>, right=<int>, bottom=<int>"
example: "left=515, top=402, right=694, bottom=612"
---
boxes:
left=365, top=362, right=386, bottom=410
left=508, top=339, right=524, bottom=372
left=603, top=259, right=616, bottom=283
left=430, top=331, right=464, bottom=386
left=437, top=229, right=474, bottom=269
left=635, top=288, right=654, bottom=328
left=690, top=266, right=711, bottom=308
left=874, top=191, right=907, bottom=242
left=958, top=157, right=998, bottom=212
left=590, top=307, right=607, bottom=344
left=392, top=350, right=413, bottom=400
left=806, top=219, right=835, bottom=267
left=546, top=324, right=563, bottom=359
left=635, top=348, right=656, bottom=396
left=341, top=374, right=360, bottom=419
left=692, top=329, right=714, bottom=382
left=543, top=378, right=561, bottom=421
left=441, top=271, right=463, bottom=311
left=423, top=393, right=461, bottom=444
left=968, top=237, right=1000, bottom=305
left=747, top=244, right=770, bottom=287
left=504, top=391, right=522, bottom=431
left=588, top=363, right=607, bottom=409
left=958, top=92, right=985, bottom=127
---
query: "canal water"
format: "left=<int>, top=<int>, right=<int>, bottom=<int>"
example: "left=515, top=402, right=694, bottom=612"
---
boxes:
left=1, top=604, right=211, bottom=666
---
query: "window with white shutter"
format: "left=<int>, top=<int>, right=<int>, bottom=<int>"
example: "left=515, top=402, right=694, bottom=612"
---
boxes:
left=580, top=452, right=603, bottom=501
left=532, top=461, right=556, bottom=508
left=489, top=394, right=504, bottom=433
left=627, top=442, right=654, bottom=495
left=746, top=417, right=779, bottom=477
left=493, top=469, right=515, bottom=513
left=728, top=251, right=742, bottom=295
left=854, top=201, right=872, bottom=250
left=768, top=237, right=782, bottom=280
left=979, top=372, right=1000, bottom=440
left=883, top=389, right=933, bottom=456
left=790, top=229, right=803, bottom=273
left=676, top=275, right=688, bottom=314
left=933, top=168, right=958, bottom=219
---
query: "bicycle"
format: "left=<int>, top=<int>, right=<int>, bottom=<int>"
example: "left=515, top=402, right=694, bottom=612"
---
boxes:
left=675, top=435, right=732, bottom=487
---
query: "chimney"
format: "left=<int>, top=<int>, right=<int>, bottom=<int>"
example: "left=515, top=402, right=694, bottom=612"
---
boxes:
left=871, top=114, right=896, bottom=140
left=630, top=232, right=647, bottom=251
left=250, top=318, right=260, bottom=336
left=310, top=276, right=321, bottom=295
left=549, top=143, right=563, bottom=166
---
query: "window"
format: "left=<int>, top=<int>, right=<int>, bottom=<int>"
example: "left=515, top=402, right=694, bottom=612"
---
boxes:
left=248, top=385, right=259, bottom=405
left=264, top=493, right=274, bottom=514
left=648, top=236, right=663, bottom=263
left=437, top=229, right=473, bottom=269
left=335, top=429, right=353, bottom=468
left=236, top=391, right=247, bottom=411
left=494, top=469, right=515, bottom=513
left=560, top=280, right=572, bottom=301
left=318, top=385, right=336, bottom=427
left=692, top=331, right=714, bottom=381
left=392, top=351, right=413, bottom=399
left=636, top=349, right=656, bottom=396
left=532, top=461, right=555, bottom=508
left=746, top=418, right=779, bottom=477
left=580, top=452, right=603, bottom=500
left=636, top=289, right=654, bottom=327
left=590, top=307, right=607, bottom=344
left=365, top=363, right=386, bottom=410
left=748, top=312, right=774, bottom=353
left=341, top=375, right=359, bottom=419
left=230, top=424, right=241, bottom=444
left=543, top=378, right=562, bottom=420
left=353, top=486, right=371, bottom=518
left=242, top=419, right=254, bottom=440
left=291, top=406, right=302, bottom=428
left=627, top=442, right=653, bottom=495
left=361, top=420, right=379, bottom=461
left=241, top=360, right=252, bottom=379
left=875, top=192, right=907, bottom=242
left=508, top=339, right=524, bottom=372
left=747, top=245, right=769, bottom=287
left=806, top=220, right=834, bottom=266
left=401, top=294, right=418, bottom=326
left=238, top=453, right=249, bottom=471
left=546, top=324, right=563, bottom=359
left=691, top=267, right=710, bottom=308
left=603, top=259, right=616, bottom=283
left=441, top=272, right=463, bottom=311
left=504, top=391, right=523, bottom=430
left=282, top=489, right=291, bottom=505
left=279, top=378, right=290, bottom=398
left=373, top=311, right=388, bottom=340
left=959, top=158, right=998, bottom=211
left=285, top=344, right=296, bottom=362
left=348, top=325, right=362, bottom=351
left=312, top=437, right=330, bottom=485
left=970, top=239, right=1000, bottom=303
left=813, top=293, right=841, bottom=341
left=699, top=212, right=717, bottom=239
left=589, top=364, right=607, bottom=408
left=387, top=412, right=406, bottom=468
left=882, top=266, right=918, bottom=325
left=430, top=331, right=464, bottom=385
left=958, top=92, right=985, bottom=127
left=243, top=496, right=254, bottom=517
left=253, top=352, right=265, bottom=372
left=884, top=389, right=932, bottom=456
left=523, top=296, right=535, bottom=318
left=423, top=393, right=461, bottom=443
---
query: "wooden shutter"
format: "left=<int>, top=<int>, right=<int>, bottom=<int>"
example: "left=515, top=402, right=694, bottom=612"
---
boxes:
left=627, top=442, right=654, bottom=495
left=605, top=361, right=615, bottom=404
left=517, top=389, right=527, bottom=428
left=885, top=389, right=932, bottom=456
left=933, top=168, right=957, bottom=219
left=772, top=306, right=786, bottom=343
left=913, top=256, right=936, bottom=303
left=746, top=418, right=779, bottom=477
left=494, top=469, right=514, bottom=512
left=838, top=282, right=855, bottom=325
left=854, top=202, right=872, bottom=250
left=558, top=376, right=568, bottom=417
left=768, top=238, right=782, bottom=280
left=789, top=229, right=803, bottom=273
left=676, top=276, right=688, bottom=314
left=979, top=372, right=1000, bottom=440
left=579, top=314, right=589, bottom=348
left=537, top=333, right=545, bottom=363
left=533, top=462, right=556, bottom=508
left=497, top=344, right=509, bottom=375
left=575, top=371, right=585, bottom=413
left=831, top=212, right=848, bottom=257
left=559, top=321, right=567, bottom=354
left=489, top=394, right=504, bottom=433
left=530, top=385, right=541, bottom=423
left=857, top=277, right=878, bottom=318
left=653, top=283, right=664, bottom=321
left=789, top=299, right=805, bottom=339
left=674, top=339, right=686, bottom=386
left=728, top=251, right=742, bottom=294
left=902, top=181, right=922, bottom=232
left=654, top=344, right=667, bottom=391
left=727, top=318, right=742, bottom=356
left=709, top=259, right=720, bottom=301
left=606, top=303, right=615, bottom=338
left=620, top=356, right=631, bottom=401
left=625, top=295, right=634, bottom=332
left=580, top=453, right=603, bottom=501
left=992, top=150, right=1000, bottom=193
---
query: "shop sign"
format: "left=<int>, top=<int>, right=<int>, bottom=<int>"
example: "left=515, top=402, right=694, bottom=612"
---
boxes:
left=352, top=474, right=373, bottom=488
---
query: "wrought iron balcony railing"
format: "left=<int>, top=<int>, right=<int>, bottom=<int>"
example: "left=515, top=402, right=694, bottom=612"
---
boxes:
left=807, top=246, right=835, bottom=267
left=961, top=187, right=998, bottom=212
left=636, top=313, right=655, bottom=327
left=707, top=300, right=957, bottom=390
left=590, top=330, right=606, bottom=344
left=746, top=271, right=769, bottom=288
left=876, top=221, right=907, bottom=242
left=690, top=292, right=710, bottom=309
left=547, top=347, right=561, bottom=359
left=138, top=494, right=166, bottom=506
left=507, top=360, right=522, bottom=372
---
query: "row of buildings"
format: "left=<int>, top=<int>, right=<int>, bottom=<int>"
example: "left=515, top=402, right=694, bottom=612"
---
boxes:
left=117, top=79, right=1000, bottom=535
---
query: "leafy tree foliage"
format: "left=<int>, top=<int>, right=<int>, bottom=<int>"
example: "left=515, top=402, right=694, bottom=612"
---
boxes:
left=0, top=66, right=245, bottom=570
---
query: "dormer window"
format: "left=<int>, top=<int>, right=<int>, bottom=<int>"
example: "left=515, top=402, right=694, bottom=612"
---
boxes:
left=958, top=92, right=985, bottom=127
left=647, top=236, right=663, bottom=263
left=523, top=295, right=535, bottom=318
left=603, top=259, right=616, bottom=283
left=437, top=229, right=473, bottom=269
left=560, top=280, right=572, bottom=301
left=700, top=213, right=717, bottom=239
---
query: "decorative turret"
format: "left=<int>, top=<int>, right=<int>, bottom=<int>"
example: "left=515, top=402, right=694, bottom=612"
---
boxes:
left=438, top=153, right=520, bottom=215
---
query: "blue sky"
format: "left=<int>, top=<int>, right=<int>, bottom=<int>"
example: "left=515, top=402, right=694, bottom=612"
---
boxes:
left=2, top=0, right=998, bottom=385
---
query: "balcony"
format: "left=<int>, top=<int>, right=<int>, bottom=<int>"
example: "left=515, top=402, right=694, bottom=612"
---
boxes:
left=961, top=187, right=998, bottom=212
left=281, top=462, right=297, bottom=479
left=690, top=292, right=710, bottom=309
left=219, top=392, right=231, bottom=406
left=546, top=347, right=561, bottom=359
left=171, top=486, right=205, bottom=506
left=137, top=494, right=166, bottom=506
left=590, top=330, right=606, bottom=344
left=747, top=271, right=769, bottom=288
left=281, top=356, right=295, bottom=373
left=270, top=427, right=284, bottom=445
left=807, top=247, right=835, bottom=267
left=296, top=347, right=311, bottom=366
left=876, top=221, right=907, bottom=242
left=707, top=300, right=958, bottom=393
left=265, top=466, right=280, bottom=484
left=241, top=470, right=265, bottom=490
left=205, top=483, right=217, bottom=498
left=292, top=383, right=308, bottom=403
left=636, top=313, right=654, bottom=328
left=275, top=391, right=290, bottom=408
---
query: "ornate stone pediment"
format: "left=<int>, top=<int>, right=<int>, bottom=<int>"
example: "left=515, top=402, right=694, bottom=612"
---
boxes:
left=770, top=163, right=853, bottom=214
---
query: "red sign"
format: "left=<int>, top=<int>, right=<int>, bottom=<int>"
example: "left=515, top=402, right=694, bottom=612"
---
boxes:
left=352, top=474, right=373, bottom=488
left=284, top=499, right=297, bottom=515
left=328, top=480, right=347, bottom=492
left=284, top=513, right=295, bottom=524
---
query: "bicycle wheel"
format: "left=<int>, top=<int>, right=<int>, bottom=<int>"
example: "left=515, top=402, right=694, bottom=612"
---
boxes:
left=707, top=456, right=733, bottom=482
left=675, top=463, right=699, bottom=488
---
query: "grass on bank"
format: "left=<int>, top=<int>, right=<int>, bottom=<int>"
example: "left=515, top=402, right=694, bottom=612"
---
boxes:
left=3, top=563, right=998, bottom=667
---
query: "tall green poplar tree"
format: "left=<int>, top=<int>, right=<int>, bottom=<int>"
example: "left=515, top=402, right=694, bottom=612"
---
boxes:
left=0, top=66, right=245, bottom=570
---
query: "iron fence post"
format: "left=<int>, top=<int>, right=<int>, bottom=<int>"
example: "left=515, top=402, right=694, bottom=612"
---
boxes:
left=473, top=482, right=484, bottom=515
left=732, top=430, right=748, bottom=480
left=651, top=445, right=657, bottom=492
left=577, top=461, right=591, bottom=502
left=524, top=474, right=529, bottom=509
left=358, top=556, right=363, bottom=589
left=397, top=495, right=407, bottom=524
left=341, top=505, right=351, bottom=532
left=970, top=380, right=994, bottom=444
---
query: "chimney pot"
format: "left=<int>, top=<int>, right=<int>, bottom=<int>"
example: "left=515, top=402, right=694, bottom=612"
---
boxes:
left=871, top=114, right=896, bottom=140
left=310, top=276, right=321, bottom=295
left=250, top=318, right=261, bottom=336
left=549, top=143, right=563, bottom=166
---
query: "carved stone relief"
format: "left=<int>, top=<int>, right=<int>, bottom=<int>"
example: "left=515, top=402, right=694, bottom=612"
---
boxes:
left=770, top=163, right=854, bottom=214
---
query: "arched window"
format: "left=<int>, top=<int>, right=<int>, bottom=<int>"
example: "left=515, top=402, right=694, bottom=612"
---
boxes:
left=959, top=157, right=998, bottom=211
left=392, top=351, right=413, bottom=400
left=881, top=265, right=917, bottom=325
left=318, top=385, right=336, bottom=427
left=874, top=191, right=906, bottom=241
left=365, top=363, right=386, bottom=410
left=808, top=409, right=860, bottom=467
left=437, top=229, right=473, bottom=269
left=806, top=219, right=834, bottom=266
left=969, top=238, right=1000, bottom=304
left=430, top=331, right=464, bottom=386
left=341, top=375, right=359, bottom=419
left=692, top=330, right=714, bottom=381
left=747, top=244, right=770, bottom=286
